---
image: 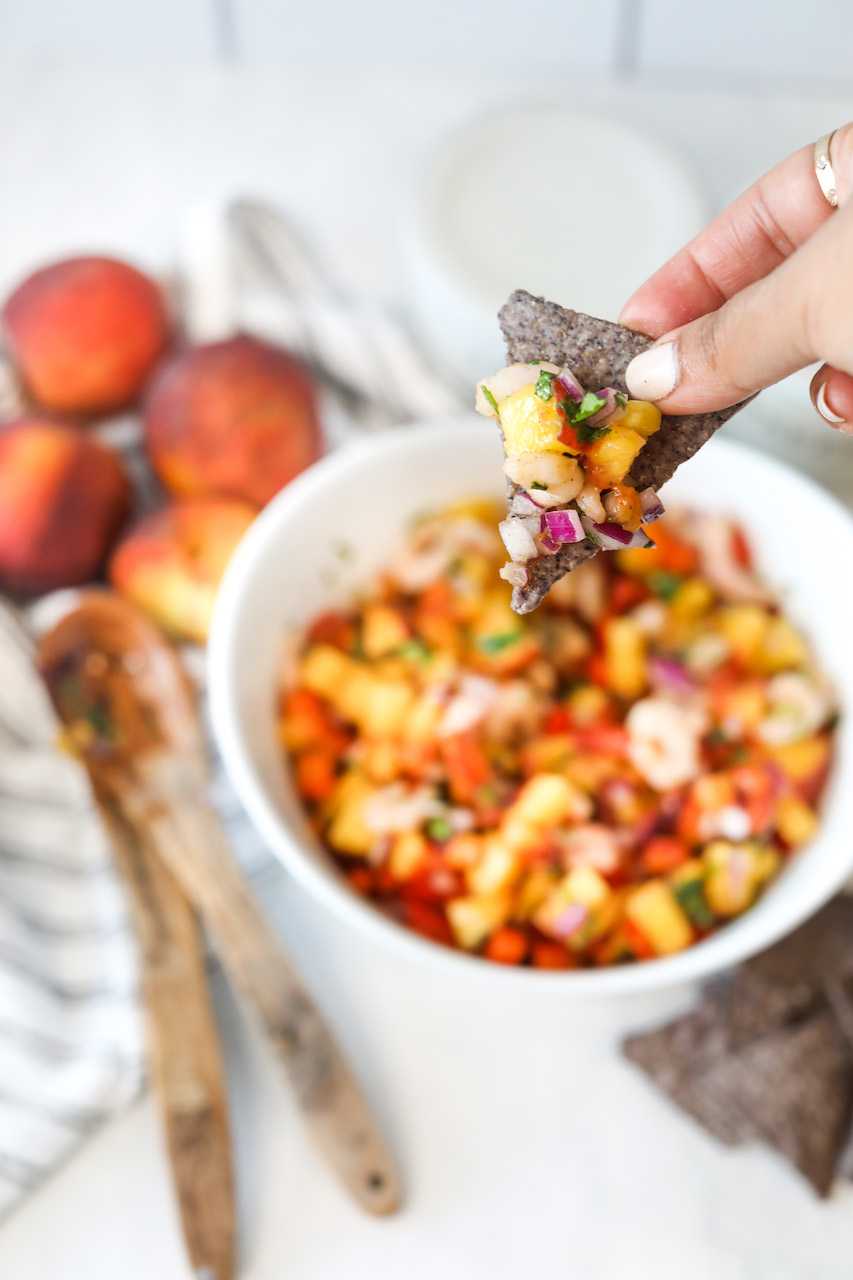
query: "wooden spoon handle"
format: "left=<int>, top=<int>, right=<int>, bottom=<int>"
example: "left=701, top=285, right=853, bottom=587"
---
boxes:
left=99, top=804, right=236, bottom=1279
left=138, top=792, right=400, bottom=1215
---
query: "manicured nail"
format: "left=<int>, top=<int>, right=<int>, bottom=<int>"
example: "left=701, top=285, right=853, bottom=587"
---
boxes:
left=625, top=341, right=678, bottom=402
left=816, top=381, right=847, bottom=425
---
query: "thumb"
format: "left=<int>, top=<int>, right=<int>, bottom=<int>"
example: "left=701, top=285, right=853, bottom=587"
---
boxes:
left=624, top=203, right=853, bottom=414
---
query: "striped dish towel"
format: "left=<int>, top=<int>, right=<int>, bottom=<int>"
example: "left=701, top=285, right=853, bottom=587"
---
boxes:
left=0, top=602, right=144, bottom=1219
left=0, top=198, right=460, bottom=1220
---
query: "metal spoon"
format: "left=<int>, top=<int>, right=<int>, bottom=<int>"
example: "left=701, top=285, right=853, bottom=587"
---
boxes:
left=38, top=591, right=401, bottom=1217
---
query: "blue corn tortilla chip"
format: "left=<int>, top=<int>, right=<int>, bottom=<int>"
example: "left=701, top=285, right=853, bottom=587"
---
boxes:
left=498, top=290, right=751, bottom=613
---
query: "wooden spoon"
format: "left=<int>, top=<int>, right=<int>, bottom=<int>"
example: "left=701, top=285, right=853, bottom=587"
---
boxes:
left=38, top=592, right=401, bottom=1217
left=39, top=621, right=235, bottom=1279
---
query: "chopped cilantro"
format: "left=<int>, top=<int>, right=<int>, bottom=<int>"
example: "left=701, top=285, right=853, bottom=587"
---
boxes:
left=535, top=370, right=557, bottom=401
left=574, top=421, right=610, bottom=445
left=530, top=481, right=548, bottom=491
left=481, top=384, right=500, bottom=415
left=615, top=391, right=628, bottom=410
left=395, top=639, right=432, bottom=664
left=479, top=630, right=522, bottom=654
left=673, top=878, right=715, bottom=929
left=426, top=816, right=452, bottom=842
left=571, top=391, right=608, bottom=423
left=648, top=571, right=682, bottom=600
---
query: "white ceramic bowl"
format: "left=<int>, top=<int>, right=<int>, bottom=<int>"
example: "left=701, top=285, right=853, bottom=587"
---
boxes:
left=209, top=417, right=853, bottom=994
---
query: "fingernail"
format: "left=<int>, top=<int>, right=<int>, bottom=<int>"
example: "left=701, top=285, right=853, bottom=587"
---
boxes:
left=816, top=381, right=847, bottom=425
left=625, top=341, right=678, bottom=402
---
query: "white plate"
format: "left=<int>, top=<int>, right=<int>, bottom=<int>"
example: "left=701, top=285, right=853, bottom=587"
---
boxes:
left=401, top=105, right=708, bottom=386
left=209, top=419, right=853, bottom=995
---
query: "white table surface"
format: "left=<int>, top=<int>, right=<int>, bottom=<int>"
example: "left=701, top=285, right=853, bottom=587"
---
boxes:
left=2, top=61, right=853, bottom=1280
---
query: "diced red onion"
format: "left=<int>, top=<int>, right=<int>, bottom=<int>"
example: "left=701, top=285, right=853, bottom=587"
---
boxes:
left=648, top=656, right=696, bottom=696
left=543, top=508, right=585, bottom=544
left=556, top=371, right=584, bottom=403
left=499, top=561, right=529, bottom=588
left=537, top=531, right=561, bottom=555
left=586, top=387, right=622, bottom=426
left=509, top=492, right=542, bottom=517
left=581, top=515, right=654, bottom=551
left=639, top=486, right=666, bottom=523
left=550, top=902, right=588, bottom=940
left=499, top=516, right=540, bottom=562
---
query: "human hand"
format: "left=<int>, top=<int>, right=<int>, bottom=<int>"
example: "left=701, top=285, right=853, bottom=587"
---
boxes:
left=621, top=126, right=853, bottom=435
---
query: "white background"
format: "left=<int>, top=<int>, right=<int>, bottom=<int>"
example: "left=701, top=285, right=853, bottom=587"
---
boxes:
left=2, top=6, right=853, bottom=1279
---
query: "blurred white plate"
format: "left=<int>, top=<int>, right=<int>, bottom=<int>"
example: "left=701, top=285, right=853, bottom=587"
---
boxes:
left=402, top=104, right=708, bottom=387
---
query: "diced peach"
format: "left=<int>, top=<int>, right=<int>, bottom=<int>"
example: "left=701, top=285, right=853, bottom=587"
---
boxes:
left=362, top=739, right=403, bottom=784
left=300, top=645, right=356, bottom=702
left=775, top=795, right=819, bottom=847
left=566, top=684, right=612, bottom=725
left=754, top=617, right=808, bottom=674
left=765, top=735, right=830, bottom=783
left=616, top=400, right=661, bottom=438
left=108, top=497, right=255, bottom=643
left=358, top=679, right=414, bottom=738
left=583, top=426, right=645, bottom=487
left=362, top=604, right=409, bottom=659
left=515, top=866, right=562, bottom=920
left=388, top=831, right=428, bottom=880
left=510, top=772, right=589, bottom=828
left=326, top=772, right=375, bottom=856
left=444, top=834, right=484, bottom=870
left=533, top=866, right=617, bottom=951
left=602, top=616, right=647, bottom=700
left=702, top=840, right=763, bottom=917
left=624, top=881, right=694, bottom=954
left=715, top=605, right=770, bottom=666
left=497, top=386, right=566, bottom=454
left=466, top=840, right=522, bottom=896
left=404, top=694, right=443, bottom=744
left=670, top=577, right=714, bottom=622
left=446, top=893, right=512, bottom=950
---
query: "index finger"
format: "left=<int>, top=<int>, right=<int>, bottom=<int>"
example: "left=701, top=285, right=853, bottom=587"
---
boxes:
left=619, top=131, right=847, bottom=338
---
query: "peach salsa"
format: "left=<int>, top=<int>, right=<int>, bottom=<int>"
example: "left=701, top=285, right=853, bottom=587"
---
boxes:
left=277, top=501, right=837, bottom=969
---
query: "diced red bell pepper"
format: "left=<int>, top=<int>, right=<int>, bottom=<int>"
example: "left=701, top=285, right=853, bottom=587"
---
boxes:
left=641, top=836, right=691, bottom=874
left=621, top=918, right=656, bottom=960
left=440, top=734, right=493, bottom=804
left=639, top=522, right=698, bottom=576
left=544, top=706, right=571, bottom=735
left=295, top=748, right=339, bottom=802
left=282, top=688, right=350, bottom=754
left=585, top=651, right=609, bottom=688
left=347, top=866, right=374, bottom=895
left=484, top=927, right=529, bottom=966
left=731, top=525, right=753, bottom=569
left=403, top=899, right=454, bottom=946
left=531, top=939, right=576, bottom=970
left=307, top=610, right=357, bottom=651
left=608, top=574, right=649, bottom=615
left=573, top=724, right=629, bottom=757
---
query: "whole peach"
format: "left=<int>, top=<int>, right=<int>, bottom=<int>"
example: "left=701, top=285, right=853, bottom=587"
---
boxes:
left=143, top=336, right=321, bottom=507
left=108, top=498, right=257, bottom=644
left=2, top=256, right=170, bottom=415
left=0, top=417, right=132, bottom=596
